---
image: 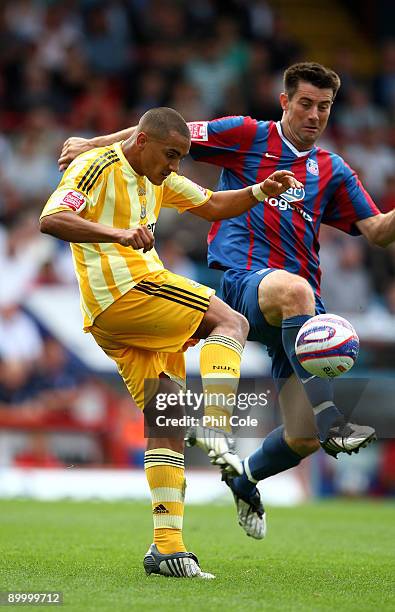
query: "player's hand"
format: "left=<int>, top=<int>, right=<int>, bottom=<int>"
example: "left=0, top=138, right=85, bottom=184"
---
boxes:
left=58, top=137, right=95, bottom=171
left=260, top=170, right=303, bottom=198
left=117, top=226, right=155, bottom=252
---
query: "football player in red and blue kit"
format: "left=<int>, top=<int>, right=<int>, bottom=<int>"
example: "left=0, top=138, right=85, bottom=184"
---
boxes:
left=59, top=62, right=395, bottom=541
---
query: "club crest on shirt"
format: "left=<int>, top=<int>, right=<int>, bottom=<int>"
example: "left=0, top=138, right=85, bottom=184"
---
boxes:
left=188, top=121, right=208, bottom=141
left=61, top=190, right=86, bottom=211
left=306, top=158, right=319, bottom=176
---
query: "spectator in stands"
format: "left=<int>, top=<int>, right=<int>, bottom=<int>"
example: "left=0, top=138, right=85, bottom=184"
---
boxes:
left=336, top=85, right=387, bottom=139
left=0, top=301, right=43, bottom=365
left=375, top=39, right=395, bottom=117
left=167, top=80, right=210, bottom=122
left=320, top=227, right=372, bottom=314
left=69, top=75, right=123, bottom=135
left=184, top=35, right=239, bottom=115
left=82, top=3, right=130, bottom=76
left=3, top=129, right=59, bottom=202
left=383, top=279, right=395, bottom=315
left=13, top=431, right=65, bottom=467
left=158, top=238, right=199, bottom=281
left=343, top=125, right=395, bottom=199
left=379, top=175, right=395, bottom=214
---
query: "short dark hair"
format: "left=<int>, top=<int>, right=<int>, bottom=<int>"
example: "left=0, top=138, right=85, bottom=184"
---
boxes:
left=138, top=107, right=190, bottom=141
left=284, top=62, right=341, bottom=100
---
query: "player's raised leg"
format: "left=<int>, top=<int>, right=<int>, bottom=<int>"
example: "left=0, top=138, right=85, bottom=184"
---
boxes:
left=223, top=269, right=374, bottom=539
left=185, top=295, right=249, bottom=475
left=260, top=270, right=375, bottom=453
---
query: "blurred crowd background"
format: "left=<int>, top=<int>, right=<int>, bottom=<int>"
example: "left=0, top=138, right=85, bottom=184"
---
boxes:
left=0, top=0, right=394, bottom=498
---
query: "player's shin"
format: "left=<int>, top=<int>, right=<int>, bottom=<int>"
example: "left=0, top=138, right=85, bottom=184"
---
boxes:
left=200, top=334, right=243, bottom=432
left=281, top=315, right=344, bottom=440
left=232, top=425, right=302, bottom=497
left=144, top=448, right=186, bottom=554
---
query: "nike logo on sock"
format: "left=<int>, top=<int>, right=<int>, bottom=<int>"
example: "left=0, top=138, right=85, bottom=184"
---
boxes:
left=301, top=375, right=316, bottom=384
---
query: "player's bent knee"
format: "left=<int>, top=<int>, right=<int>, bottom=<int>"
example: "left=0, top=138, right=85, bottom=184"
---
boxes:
left=230, top=310, right=249, bottom=339
left=286, top=436, right=320, bottom=457
left=196, top=296, right=249, bottom=342
left=284, top=278, right=315, bottom=313
left=221, top=308, right=249, bottom=343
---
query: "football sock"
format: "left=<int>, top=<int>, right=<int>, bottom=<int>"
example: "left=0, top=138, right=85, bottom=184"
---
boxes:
left=144, top=448, right=186, bottom=554
left=282, top=315, right=344, bottom=440
left=200, top=334, right=243, bottom=432
left=231, top=426, right=302, bottom=498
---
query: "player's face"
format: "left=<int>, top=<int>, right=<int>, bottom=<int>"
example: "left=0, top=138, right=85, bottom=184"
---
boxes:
left=280, top=81, right=334, bottom=149
left=139, top=131, right=190, bottom=185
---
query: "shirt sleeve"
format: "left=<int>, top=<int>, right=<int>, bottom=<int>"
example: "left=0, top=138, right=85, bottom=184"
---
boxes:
left=322, top=158, right=380, bottom=235
left=188, top=116, right=259, bottom=169
left=40, top=154, right=98, bottom=220
left=40, top=187, right=91, bottom=219
left=162, top=173, right=212, bottom=213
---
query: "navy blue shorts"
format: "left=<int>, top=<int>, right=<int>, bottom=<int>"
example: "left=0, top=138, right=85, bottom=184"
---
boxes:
left=220, top=268, right=325, bottom=382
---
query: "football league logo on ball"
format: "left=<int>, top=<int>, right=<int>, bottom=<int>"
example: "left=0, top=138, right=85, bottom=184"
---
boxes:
left=295, top=314, right=359, bottom=378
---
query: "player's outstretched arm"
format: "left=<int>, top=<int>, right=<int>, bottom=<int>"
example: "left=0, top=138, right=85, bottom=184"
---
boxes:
left=190, top=170, right=303, bottom=221
left=357, top=209, right=395, bottom=248
left=58, top=127, right=137, bottom=171
left=40, top=211, right=154, bottom=252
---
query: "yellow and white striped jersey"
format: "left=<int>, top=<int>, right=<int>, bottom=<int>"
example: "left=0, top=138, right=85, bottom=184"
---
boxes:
left=40, top=141, right=212, bottom=330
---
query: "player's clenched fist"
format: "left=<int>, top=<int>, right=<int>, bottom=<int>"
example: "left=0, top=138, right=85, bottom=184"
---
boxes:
left=260, top=170, right=303, bottom=198
left=117, top=226, right=154, bottom=252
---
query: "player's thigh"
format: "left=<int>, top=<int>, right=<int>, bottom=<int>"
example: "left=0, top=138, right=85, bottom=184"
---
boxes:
left=220, top=268, right=280, bottom=345
left=91, top=339, right=187, bottom=411
left=279, top=374, right=317, bottom=439
left=93, top=269, right=215, bottom=352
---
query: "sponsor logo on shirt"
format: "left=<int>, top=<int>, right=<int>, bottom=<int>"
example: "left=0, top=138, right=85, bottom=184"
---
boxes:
left=307, top=158, right=319, bottom=176
left=280, top=187, right=305, bottom=203
left=61, top=190, right=86, bottom=211
left=188, top=121, right=208, bottom=141
left=266, top=188, right=313, bottom=222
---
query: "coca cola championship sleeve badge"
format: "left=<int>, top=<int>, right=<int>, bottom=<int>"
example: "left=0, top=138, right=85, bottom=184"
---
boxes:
left=61, top=190, right=87, bottom=212
left=188, top=122, right=208, bottom=141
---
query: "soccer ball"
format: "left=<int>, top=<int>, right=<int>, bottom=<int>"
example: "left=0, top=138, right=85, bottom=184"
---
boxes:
left=295, top=314, right=359, bottom=378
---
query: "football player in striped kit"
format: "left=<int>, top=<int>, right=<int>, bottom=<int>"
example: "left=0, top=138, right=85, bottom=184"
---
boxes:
left=58, top=62, right=395, bottom=544
left=42, top=107, right=300, bottom=578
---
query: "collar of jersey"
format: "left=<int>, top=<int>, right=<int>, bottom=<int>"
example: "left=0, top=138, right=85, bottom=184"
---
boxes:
left=114, top=141, right=144, bottom=179
left=276, top=122, right=315, bottom=158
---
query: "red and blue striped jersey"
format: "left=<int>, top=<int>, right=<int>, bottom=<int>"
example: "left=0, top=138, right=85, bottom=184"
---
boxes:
left=188, top=116, right=379, bottom=297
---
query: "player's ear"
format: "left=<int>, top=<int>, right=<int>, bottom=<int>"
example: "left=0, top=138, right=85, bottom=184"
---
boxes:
left=280, top=92, right=289, bottom=112
left=136, top=132, right=148, bottom=149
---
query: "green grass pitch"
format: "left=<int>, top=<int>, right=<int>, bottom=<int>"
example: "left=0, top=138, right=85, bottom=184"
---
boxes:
left=1, top=499, right=394, bottom=611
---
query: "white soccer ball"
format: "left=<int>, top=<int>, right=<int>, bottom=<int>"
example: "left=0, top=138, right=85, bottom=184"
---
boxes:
left=295, top=314, right=359, bottom=378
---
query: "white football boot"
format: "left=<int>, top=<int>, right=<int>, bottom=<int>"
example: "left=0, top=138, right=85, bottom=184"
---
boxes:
left=185, top=423, right=243, bottom=476
left=143, top=544, right=215, bottom=579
